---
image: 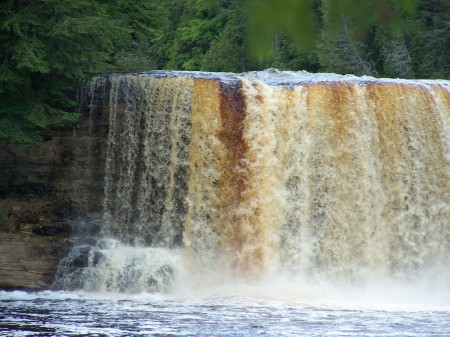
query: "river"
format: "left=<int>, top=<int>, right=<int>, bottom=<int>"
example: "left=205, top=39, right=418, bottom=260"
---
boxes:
left=2, top=276, right=450, bottom=337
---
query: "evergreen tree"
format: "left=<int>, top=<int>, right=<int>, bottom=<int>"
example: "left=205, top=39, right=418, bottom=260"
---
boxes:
left=317, top=0, right=420, bottom=76
left=318, top=0, right=376, bottom=75
left=375, top=26, right=414, bottom=78
left=201, top=0, right=247, bottom=72
left=242, top=0, right=425, bottom=77
left=271, top=31, right=320, bottom=71
left=108, top=0, right=170, bottom=70
left=160, top=0, right=226, bottom=70
left=413, top=0, right=449, bottom=78
left=0, top=0, right=121, bottom=143
left=0, top=0, right=167, bottom=144
left=243, top=0, right=318, bottom=64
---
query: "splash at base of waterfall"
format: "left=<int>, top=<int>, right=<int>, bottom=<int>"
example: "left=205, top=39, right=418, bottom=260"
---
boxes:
left=53, top=236, right=450, bottom=312
left=54, top=238, right=180, bottom=293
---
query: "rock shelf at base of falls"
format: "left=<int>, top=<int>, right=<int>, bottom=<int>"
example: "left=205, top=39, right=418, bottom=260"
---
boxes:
left=0, top=233, right=72, bottom=290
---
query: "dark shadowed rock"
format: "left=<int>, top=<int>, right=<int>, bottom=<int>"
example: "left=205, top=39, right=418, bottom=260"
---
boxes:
left=0, top=78, right=109, bottom=290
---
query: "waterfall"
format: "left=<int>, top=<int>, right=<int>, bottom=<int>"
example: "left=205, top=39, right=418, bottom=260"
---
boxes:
left=102, top=76, right=192, bottom=246
left=54, top=70, right=450, bottom=293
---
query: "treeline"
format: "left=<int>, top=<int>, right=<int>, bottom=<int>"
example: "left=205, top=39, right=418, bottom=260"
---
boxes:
left=0, top=0, right=448, bottom=144
left=161, top=0, right=449, bottom=79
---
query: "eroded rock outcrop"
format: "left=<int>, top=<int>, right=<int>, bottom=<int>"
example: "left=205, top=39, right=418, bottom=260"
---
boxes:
left=0, top=80, right=108, bottom=290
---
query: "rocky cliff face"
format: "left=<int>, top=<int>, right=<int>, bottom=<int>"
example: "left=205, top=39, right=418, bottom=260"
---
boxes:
left=0, top=81, right=108, bottom=290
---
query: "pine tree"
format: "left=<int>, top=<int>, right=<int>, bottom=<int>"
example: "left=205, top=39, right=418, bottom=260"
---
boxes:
left=158, top=0, right=226, bottom=70
left=201, top=0, right=247, bottom=72
left=0, top=0, right=167, bottom=144
left=414, top=0, right=449, bottom=78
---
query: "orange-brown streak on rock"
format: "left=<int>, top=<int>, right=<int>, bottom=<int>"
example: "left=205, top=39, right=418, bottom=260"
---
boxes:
left=216, top=82, right=249, bottom=275
left=305, top=82, right=357, bottom=175
left=184, top=79, right=223, bottom=269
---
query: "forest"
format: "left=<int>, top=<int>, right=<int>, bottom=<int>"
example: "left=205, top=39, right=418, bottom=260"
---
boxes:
left=0, top=0, right=448, bottom=144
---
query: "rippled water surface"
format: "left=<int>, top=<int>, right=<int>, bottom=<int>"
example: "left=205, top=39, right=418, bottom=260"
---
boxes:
left=1, top=290, right=449, bottom=336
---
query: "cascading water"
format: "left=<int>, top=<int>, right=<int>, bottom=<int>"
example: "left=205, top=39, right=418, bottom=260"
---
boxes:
left=102, top=76, right=192, bottom=246
left=54, top=70, right=450, bottom=295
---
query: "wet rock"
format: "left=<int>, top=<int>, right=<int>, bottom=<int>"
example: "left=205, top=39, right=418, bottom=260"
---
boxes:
left=32, top=222, right=73, bottom=236
left=0, top=75, right=112, bottom=292
left=0, top=233, right=72, bottom=290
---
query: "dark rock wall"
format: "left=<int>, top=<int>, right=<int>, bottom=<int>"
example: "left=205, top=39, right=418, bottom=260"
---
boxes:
left=0, top=79, right=109, bottom=290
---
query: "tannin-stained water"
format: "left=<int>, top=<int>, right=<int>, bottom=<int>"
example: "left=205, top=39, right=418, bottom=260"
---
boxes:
left=54, top=70, right=449, bottom=301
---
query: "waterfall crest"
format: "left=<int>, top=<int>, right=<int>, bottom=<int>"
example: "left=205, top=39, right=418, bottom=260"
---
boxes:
left=55, top=71, right=450, bottom=292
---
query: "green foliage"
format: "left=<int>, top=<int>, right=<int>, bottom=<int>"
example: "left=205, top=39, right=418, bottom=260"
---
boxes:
left=0, top=95, right=80, bottom=144
left=243, top=0, right=318, bottom=62
left=157, top=0, right=446, bottom=78
left=0, top=0, right=114, bottom=143
left=0, top=0, right=168, bottom=144
left=317, top=0, right=419, bottom=76
left=272, top=32, right=320, bottom=71
left=413, top=0, right=449, bottom=78
left=201, top=2, right=247, bottom=72
left=0, top=0, right=447, bottom=145
left=242, top=0, right=447, bottom=78
left=108, top=0, right=169, bottom=70
left=159, top=0, right=226, bottom=70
